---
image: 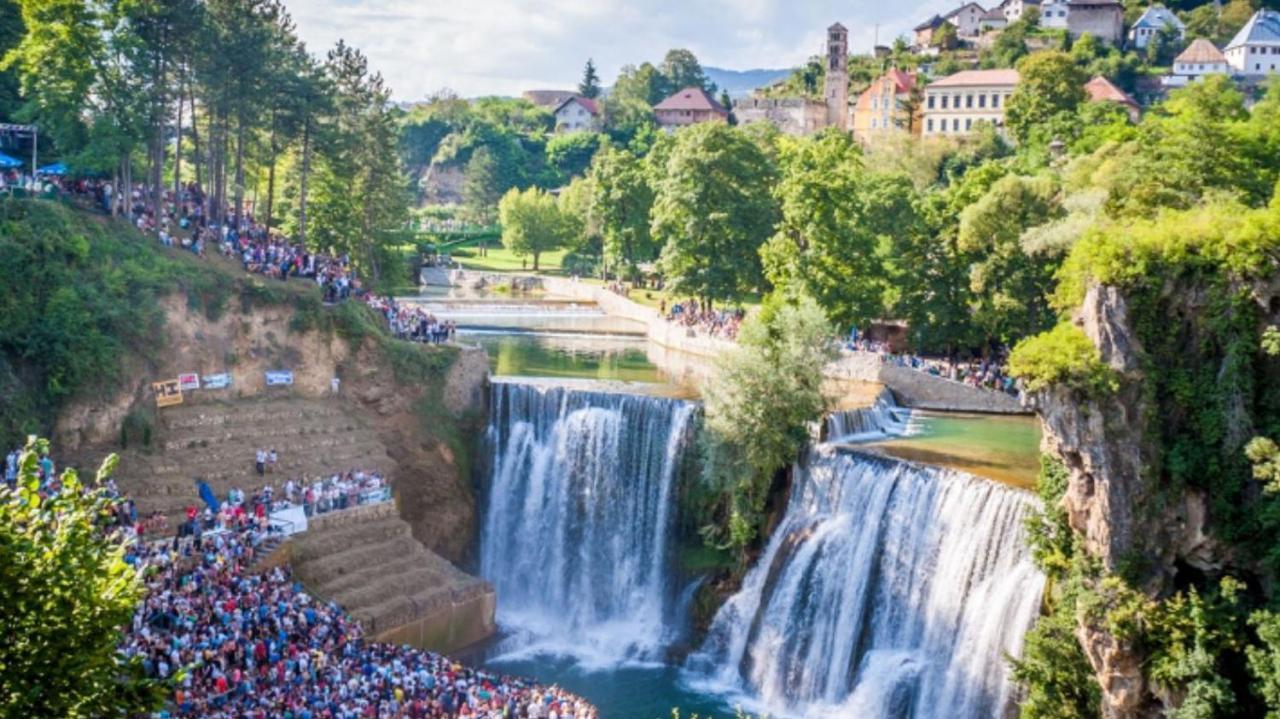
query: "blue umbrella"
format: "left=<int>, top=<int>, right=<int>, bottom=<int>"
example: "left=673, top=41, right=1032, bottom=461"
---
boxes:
left=0, top=152, right=22, bottom=169
left=38, top=162, right=67, bottom=176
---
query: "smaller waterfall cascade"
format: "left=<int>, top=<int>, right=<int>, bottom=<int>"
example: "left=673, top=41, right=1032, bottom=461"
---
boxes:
left=824, top=389, right=915, bottom=442
left=688, top=446, right=1044, bottom=719
left=480, top=380, right=697, bottom=665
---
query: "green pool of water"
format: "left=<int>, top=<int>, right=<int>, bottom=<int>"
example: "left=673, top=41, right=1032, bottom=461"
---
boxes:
left=865, top=411, right=1043, bottom=489
left=463, top=331, right=667, bottom=384
left=485, top=657, right=737, bottom=719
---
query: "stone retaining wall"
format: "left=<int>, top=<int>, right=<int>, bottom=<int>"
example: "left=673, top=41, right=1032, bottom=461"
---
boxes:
left=458, top=271, right=1029, bottom=414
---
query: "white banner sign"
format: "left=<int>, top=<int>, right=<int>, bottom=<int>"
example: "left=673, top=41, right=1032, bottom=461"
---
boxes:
left=201, top=373, right=232, bottom=390
left=178, top=373, right=200, bottom=391
left=265, top=370, right=294, bottom=386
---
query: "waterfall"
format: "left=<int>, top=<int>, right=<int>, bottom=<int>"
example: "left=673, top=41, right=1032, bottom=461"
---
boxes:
left=688, top=446, right=1044, bottom=719
left=824, top=388, right=915, bottom=442
left=480, top=380, right=696, bottom=665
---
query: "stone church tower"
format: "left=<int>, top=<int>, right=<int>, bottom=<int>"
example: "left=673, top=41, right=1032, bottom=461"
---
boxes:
left=824, top=23, right=849, bottom=131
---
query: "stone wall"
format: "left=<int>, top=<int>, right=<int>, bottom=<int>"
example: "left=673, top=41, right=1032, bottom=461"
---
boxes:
left=484, top=273, right=1028, bottom=414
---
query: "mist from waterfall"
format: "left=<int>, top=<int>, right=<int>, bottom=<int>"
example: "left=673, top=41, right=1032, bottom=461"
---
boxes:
left=480, top=380, right=697, bottom=667
left=687, top=446, right=1044, bottom=719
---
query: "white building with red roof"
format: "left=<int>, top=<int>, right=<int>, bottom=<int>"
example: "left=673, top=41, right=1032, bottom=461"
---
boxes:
left=553, top=96, right=600, bottom=133
left=922, top=69, right=1019, bottom=137
left=1163, top=38, right=1231, bottom=87
left=1084, top=75, right=1141, bottom=121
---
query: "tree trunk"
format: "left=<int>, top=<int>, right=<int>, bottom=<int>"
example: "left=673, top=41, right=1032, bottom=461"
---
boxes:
left=174, top=74, right=183, bottom=199
left=233, top=113, right=246, bottom=229
left=533, top=252, right=540, bottom=271
left=299, top=117, right=311, bottom=246
left=189, top=85, right=202, bottom=197
left=264, top=108, right=277, bottom=230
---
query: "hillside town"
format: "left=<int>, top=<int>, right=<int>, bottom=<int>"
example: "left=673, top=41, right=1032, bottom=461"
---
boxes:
left=520, top=6, right=1279, bottom=145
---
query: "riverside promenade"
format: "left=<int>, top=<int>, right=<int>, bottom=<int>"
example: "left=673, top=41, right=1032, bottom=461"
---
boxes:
left=446, top=270, right=1027, bottom=415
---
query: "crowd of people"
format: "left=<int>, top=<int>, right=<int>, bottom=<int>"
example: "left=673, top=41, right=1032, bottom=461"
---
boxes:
left=662, top=299, right=744, bottom=341
left=366, top=296, right=457, bottom=345
left=844, top=335, right=1022, bottom=397
left=6, top=444, right=597, bottom=718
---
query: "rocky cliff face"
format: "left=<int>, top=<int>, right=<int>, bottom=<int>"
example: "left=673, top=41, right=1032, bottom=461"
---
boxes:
left=55, top=293, right=489, bottom=563
left=1030, top=283, right=1262, bottom=717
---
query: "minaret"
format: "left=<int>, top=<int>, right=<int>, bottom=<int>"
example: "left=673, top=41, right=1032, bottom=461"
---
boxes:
left=824, top=23, right=849, bottom=131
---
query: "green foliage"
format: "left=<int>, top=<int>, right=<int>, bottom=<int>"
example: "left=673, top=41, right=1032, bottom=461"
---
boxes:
left=1248, top=610, right=1280, bottom=717
left=651, top=123, right=779, bottom=305
left=763, top=130, right=919, bottom=330
left=588, top=145, right=656, bottom=278
left=578, top=58, right=601, bottom=99
left=498, top=186, right=575, bottom=271
left=0, top=437, right=163, bottom=717
left=1005, top=51, right=1089, bottom=145
left=958, top=173, right=1065, bottom=343
left=696, top=292, right=833, bottom=554
left=1011, top=584, right=1102, bottom=718
left=1008, top=322, right=1117, bottom=395
left=545, top=131, right=603, bottom=181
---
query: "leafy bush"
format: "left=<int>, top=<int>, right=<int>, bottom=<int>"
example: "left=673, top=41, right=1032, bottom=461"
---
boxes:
left=1009, top=322, right=1117, bottom=395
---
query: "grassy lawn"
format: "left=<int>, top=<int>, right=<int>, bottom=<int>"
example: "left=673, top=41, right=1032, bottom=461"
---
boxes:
left=453, top=247, right=568, bottom=273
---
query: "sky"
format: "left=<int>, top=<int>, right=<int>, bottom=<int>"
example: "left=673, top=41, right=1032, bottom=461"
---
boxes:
left=287, top=0, right=962, bottom=101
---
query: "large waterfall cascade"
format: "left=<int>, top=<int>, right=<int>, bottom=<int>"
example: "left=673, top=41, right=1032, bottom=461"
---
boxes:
left=479, top=379, right=697, bottom=665
left=688, top=445, right=1045, bottom=719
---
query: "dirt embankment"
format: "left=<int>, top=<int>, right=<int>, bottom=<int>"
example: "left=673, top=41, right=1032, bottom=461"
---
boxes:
left=55, top=293, right=489, bottom=564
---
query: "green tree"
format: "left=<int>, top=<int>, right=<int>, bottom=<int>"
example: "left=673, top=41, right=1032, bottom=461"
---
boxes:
left=957, top=173, right=1064, bottom=345
left=697, top=292, right=834, bottom=554
left=763, top=130, right=919, bottom=331
left=1005, top=51, right=1089, bottom=145
left=659, top=48, right=713, bottom=94
left=0, top=0, right=25, bottom=121
left=604, top=62, right=663, bottom=137
left=933, top=21, right=959, bottom=50
left=498, top=186, right=571, bottom=270
left=545, top=131, right=602, bottom=181
left=463, top=146, right=502, bottom=227
left=650, top=123, right=779, bottom=306
left=578, top=57, right=601, bottom=99
left=589, top=145, right=656, bottom=279
left=0, top=437, right=163, bottom=717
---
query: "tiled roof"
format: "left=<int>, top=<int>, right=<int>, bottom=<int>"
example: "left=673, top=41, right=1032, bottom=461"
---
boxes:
left=914, top=14, right=947, bottom=31
left=1084, top=75, right=1138, bottom=107
left=1225, top=9, right=1280, bottom=50
left=654, top=87, right=726, bottom=113
left=1132, top=4, right=1185, bottom=30
left=1174, top=38, right=1227, bottom=65
left=945, top=2, right=986, bottom=19
left=886, top=68, right=918, bottom=94
left=554, top=96, right=599, bottom=116
left=928, top=68, right=1020, bottom=87
left=982, top=7, right=1007, bottom=20
left=522, top=90, right=575, bottom=108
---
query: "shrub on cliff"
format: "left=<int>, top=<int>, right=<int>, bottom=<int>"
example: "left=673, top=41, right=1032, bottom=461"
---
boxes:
left=1008, top=322, right=1117, bottom=396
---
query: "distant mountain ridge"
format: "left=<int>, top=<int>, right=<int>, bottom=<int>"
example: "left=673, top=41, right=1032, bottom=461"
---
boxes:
left=704, top=66, right=795, bottom=98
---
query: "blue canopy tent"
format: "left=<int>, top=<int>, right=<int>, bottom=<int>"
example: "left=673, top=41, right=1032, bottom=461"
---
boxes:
left=0, top=151, right=22, bottom=169
left=39, top=162, right=67, bottom=176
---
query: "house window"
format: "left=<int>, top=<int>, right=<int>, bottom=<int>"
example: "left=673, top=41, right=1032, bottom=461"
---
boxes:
left=941, top=95, right=949, bottom=109
left=953, top=118, right=960, bottom=131
left=966, top=94, right=973, bottom=108
left=966, top=118, right=972, bottom=130
left=979, top=94, right=986, bottom=108
left=871, top=118, right=878, bottom=129
left=927, top=118, right=934, bottom=132
left=993, top=93, right=1001, bottom=108
left=927, top=95, right=935, bottom=109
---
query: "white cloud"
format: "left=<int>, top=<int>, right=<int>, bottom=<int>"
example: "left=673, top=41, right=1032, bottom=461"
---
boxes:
left=285, top=0, right=968, bottom=100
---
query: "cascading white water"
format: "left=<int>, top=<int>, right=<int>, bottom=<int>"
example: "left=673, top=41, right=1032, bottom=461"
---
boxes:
left=688, top=445, right=1044, bottom=719
left=824, top=388, right=915, bottom=442
left=480, top=380, right=696, bottom=666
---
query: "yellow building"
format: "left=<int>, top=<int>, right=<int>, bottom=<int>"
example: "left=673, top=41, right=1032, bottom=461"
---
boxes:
left=852, top=69, right=919, bottom=144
